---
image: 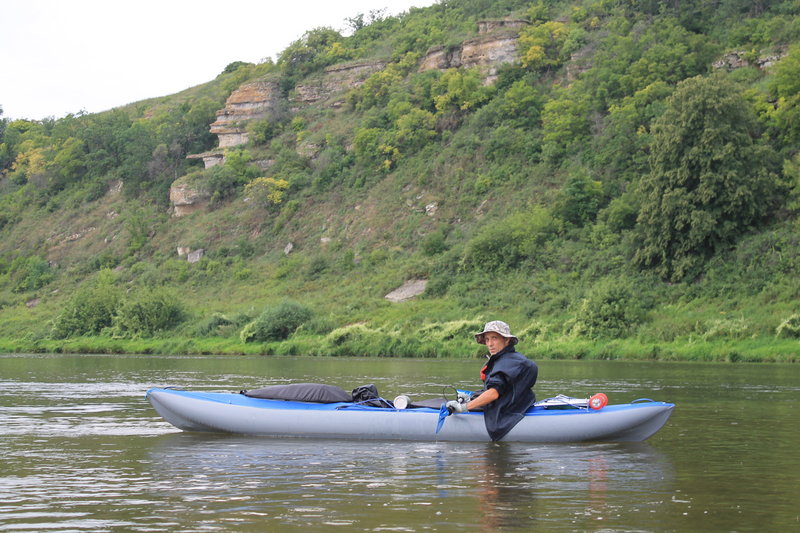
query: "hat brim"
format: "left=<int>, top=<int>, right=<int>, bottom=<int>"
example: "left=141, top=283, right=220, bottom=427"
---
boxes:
left=475, top=332, right=518, bottom=345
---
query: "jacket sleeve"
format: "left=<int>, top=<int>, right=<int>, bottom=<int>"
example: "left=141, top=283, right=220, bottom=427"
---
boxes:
left=484, top=358, right=523, bottom=396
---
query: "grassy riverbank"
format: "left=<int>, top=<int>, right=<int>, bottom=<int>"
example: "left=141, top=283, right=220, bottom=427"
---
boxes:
left=1, top=334, right=797, bottom=363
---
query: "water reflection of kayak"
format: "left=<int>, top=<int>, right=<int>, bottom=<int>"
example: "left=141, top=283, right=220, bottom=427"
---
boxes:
left=146, top=388, right=674, bottom=443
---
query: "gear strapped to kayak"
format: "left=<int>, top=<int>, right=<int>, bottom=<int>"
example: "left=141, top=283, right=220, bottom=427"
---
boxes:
left=242, top=382, right=395, bottom=407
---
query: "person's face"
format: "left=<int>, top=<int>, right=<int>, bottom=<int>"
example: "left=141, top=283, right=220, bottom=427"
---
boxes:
left=484, top=332, right=511, bottom=355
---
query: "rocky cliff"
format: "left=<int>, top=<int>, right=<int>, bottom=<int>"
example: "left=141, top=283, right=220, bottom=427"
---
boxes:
left=712, top=47, right=787, bottom=70
left=209, top=80, right=283, bottom=148
left=419, top=19, right=529, bottom=83
left=291, top=59, right=388, bottom=107
left=169, top=179, right=208, bottom=217
left=174, top=20, right=530, bottom=216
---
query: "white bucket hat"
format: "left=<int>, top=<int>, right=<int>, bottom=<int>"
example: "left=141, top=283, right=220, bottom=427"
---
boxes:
left=474, top=320, right=518, bottom=345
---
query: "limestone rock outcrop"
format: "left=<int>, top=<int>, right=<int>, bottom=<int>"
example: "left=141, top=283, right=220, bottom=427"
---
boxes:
left=712, top=48, right=787, bottom=71
left=385, top=279, right=428, bottom=302
left=419, top=19, right=529, bottom=83
left=186, top=150, right=225, bottom=169
left=209, top=80, right=283, bottom=148
left=174, top=20, right=529, bottom=215
left=291, top=59, right=388, bottom=107
left=169, top=181, right=209, bottom=217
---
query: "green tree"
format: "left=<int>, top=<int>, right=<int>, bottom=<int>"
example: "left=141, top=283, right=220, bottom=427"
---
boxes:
left=783, top=153, right=800, bottom=211
left=278, top=27, right=347, bottom=86
left=555, top=171, right=604, bottom=227
left=111, top=288, right=186, bottom=337
left=0, top=105, right=8, bottom=171
left=395, top=107, right=437, bottom=151
left=461, top=207, right=560, bottom=271
left=49, top=136, right=88, bottom=190
left=590, top=81, right=672, bottom=186
left=353, top=127, right=398, bottom=173
left=634, top=75, right=778, bottom=281
left=240, top=301, right=314, bottom=342
left=518, top=20, right=570, bottom=70
left=244, top=177, right=290, bottom=208
left=571, top=279, right=645, bottom=339
left=51, top=270, right=121, bottom=338
left=766, top=43, right=800, bottom=147
left=9, top=255, right=53, bottom=292
left=541, top=90, right=591, bottom=166
left=432, top=68, right=493, bottom=114
left=496, top=80, right=542, bottom=128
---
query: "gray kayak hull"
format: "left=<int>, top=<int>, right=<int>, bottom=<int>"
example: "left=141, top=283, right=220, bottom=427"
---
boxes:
left=146, top=388, right=674, bottom=443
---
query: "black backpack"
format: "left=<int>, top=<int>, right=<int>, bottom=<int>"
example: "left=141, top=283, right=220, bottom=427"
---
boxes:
left=351, top=384, right=387, bottom=407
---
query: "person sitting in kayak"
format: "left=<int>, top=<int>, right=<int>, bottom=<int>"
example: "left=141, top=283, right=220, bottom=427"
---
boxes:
left=446, top=320, right=538, bottom=441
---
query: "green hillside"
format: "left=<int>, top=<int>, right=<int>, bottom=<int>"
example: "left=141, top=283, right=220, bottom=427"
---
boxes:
left=2, top=0, right=800, bottom=361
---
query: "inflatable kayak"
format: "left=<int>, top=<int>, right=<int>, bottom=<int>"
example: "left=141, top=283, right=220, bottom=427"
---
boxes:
left=146, top=388, right=674, bottom=443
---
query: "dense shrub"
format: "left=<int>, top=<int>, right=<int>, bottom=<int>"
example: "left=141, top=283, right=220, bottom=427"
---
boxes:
left=353, top=127, right=398, bottom=172
left=518, top=20, right=571, bottom=70
left=243, top=177, right=289, bottom=208
left=699, top=316, right=750, bottom=341
left=569, top=280, right=645, bottom=339
left=9, top=256, right=54, bottom=293
left=554, top=171, right=605, bottom=227
left=599, top=191, right=640, bottom=233
left=240, top=301, right=314, bottom=343
left=775, top=313, right=800, bottom=338
left=431, top=68, right=493, bottom=114
left=247, top=117, right=286, bottom=145
left=206, top=150, right=261, bottom=204
left=51, top=270, right=121, bottom=338
left=194, top=311, right=253, bottom=337
left=111, top=289, right=186, bottom=337
left=461, top=207, right=560, bottom=271
left=421, top=228, right=448, bottom=256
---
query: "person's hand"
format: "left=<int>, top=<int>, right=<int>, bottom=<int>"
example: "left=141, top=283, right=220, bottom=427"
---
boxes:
left=446, top=400, right=468, bottom=414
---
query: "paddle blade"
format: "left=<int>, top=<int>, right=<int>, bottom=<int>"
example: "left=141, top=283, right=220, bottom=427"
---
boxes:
left=436, top=403, right=449, bottom=434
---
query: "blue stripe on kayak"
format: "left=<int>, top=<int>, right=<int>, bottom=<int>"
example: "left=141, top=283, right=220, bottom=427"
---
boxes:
left=146, top=388, right=673, bottom=415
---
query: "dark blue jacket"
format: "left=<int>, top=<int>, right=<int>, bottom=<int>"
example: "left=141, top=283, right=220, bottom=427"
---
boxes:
left=480, top=346, right=538, bottom=441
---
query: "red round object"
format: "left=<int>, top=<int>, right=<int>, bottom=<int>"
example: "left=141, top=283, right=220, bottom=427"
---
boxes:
left=589, top=393, right=608, bottom=410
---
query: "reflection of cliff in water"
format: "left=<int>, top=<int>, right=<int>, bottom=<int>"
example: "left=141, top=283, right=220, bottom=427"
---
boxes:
left=145, top=434, right=673, bottom=531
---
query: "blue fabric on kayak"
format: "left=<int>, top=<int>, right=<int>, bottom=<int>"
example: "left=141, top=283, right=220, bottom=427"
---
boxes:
left=147, top=389, right=671, bottom=416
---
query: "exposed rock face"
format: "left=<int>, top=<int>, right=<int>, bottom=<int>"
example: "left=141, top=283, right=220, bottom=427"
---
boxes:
left=419, top=19, right=529, bottom=83
left=477, top=19, right=529, bottom=33
left=209, top=80, right=283, bottom=148
left=385, top=279, right=428, bottom=302
left=187, top=249, right=205, bottom=263
left=291, top=59, right=387, bottom=107
left=169, top=182, right=208, bottom=217
left=186, top=151, right=225, bottom=169
left=174, top=22, right=528, bottom=214
left=564, top=42, right=596, bottom=81
left=712, top=48, right=787, bottom=70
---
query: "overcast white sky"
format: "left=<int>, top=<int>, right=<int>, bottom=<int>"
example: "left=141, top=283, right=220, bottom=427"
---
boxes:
left=0, top=0, right=437, bottom=121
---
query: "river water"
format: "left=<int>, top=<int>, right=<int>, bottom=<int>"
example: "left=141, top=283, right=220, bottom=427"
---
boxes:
left=0, top=353, right=797, bottom=532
